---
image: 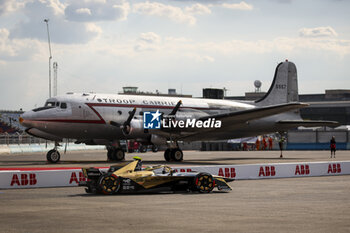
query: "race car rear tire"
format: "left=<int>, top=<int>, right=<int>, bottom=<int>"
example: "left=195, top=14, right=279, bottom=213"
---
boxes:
left=98, top=174, right=121, bottom=195
left=47, top=149, right=60, bottom=163
left=164, top=149, right=171, bottom=161
left=194, top=173, right=215, bottom=193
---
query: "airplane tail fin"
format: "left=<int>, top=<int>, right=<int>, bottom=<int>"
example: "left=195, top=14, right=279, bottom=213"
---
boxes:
left=254, top=61, right=339, bottom=127
left=255, top=60, right=299, bottom=106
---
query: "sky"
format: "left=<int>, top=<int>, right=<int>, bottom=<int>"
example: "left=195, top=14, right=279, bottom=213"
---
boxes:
left=0, top=0, right=349, bottom=111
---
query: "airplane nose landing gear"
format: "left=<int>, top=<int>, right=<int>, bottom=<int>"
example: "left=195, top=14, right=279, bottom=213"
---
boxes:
left=47, top=149, right=60, bottom=163
left=46, top=141, right=61, bottom=163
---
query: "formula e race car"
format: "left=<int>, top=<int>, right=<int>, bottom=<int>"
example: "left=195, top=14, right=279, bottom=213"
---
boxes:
left=79, top=157, right=234, bottom=194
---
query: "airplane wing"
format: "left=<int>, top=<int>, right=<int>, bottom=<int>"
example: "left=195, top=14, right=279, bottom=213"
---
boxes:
left=277, top=120, right=340, bottom=128
left=169, top=102, right=340, bottom=142
left=170, top=102, right=310, bottom=141
left=199, top=102, right=308, bottom=126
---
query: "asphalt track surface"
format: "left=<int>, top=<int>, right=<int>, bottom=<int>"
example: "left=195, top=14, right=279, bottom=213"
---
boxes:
left=1, top=150, right=350, bottom=233
left=1, top=149, right=350, bottom=168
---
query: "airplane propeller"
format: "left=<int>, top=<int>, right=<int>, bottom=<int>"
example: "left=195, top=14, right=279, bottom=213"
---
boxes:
left=110, top=107, right=137, bottom=135
left=169, top=100, right=182, bottom=116
left=161, top=100, right=182, bottom=129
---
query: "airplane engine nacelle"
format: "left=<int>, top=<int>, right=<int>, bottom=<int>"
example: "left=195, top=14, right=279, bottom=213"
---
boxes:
left=26, top=128, right=63, bottom=142
left=150, top=134, right=167, bottom=146
left=122, top=119, right=144, bottom=137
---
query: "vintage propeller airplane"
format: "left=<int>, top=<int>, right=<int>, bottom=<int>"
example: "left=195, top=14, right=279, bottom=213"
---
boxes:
left=20, top=60, right=337, bottom=163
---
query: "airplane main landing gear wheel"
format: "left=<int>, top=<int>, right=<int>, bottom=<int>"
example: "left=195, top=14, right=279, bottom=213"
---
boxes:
left=164, top=149, right=171, bottom=161
left=164, top=148, right=183, bottom=162
left=151, top=145, right=159, bottom=152
left=194, top=173, right=215, bottom=193
left=47, top=149, right=60, bottom=163
left=171, top=148, right=183, bottom=162
left=139, top=145, right=147, bottom=153
left=107, top=148, right=125, bottom=161
left=99, top=174, right=120, bottom=195
left=113, top=148, right=125, bottom=161
left=107, top=148, right=113, bottom=161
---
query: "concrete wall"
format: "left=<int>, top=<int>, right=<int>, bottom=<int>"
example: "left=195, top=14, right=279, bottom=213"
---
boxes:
left=288, top=131, right=317, bottom=143
left=288, top=130, right=349, bottom=143
left=0, top=143, right=105, bottom=154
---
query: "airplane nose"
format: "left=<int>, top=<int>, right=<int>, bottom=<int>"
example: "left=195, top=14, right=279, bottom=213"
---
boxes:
left=19, top=112, right=32, bottom=128
left=19, top=116, right=24, bottom=125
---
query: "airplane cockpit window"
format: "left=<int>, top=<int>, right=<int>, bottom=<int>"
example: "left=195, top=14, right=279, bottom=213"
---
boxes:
left=60, top=103, right=67, bottom=109
left=45, top=102, right=56, bottom=107
left=33, top=101, right=62, bottom=112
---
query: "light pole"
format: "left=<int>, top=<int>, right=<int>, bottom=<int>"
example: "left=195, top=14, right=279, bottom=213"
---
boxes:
left=44, top=19, right=52, bottom=98
left=53, top=61, right=58, bottom=96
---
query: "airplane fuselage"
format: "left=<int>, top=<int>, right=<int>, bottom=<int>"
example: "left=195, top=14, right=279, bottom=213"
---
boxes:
left=20, top=92, right=297, bottom=144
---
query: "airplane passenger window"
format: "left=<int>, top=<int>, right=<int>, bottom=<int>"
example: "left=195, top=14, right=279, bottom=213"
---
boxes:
left=118, top=110, right=122, bottom=115
left=56, top=102, right=60, bottom=107
left=61, top=103, right=67, bottom=109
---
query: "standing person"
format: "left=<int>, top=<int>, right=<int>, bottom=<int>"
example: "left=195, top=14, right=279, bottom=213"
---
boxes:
left=330, top=136, right=336, bottom=158
left=262, top=137, right=267, bottom=150
left=268, top=137, right=273, bottom=150
left=255, top=138, right=260, bottom=151
left=243, top=142, right=248, bottom=151
left=279, top=137, right=285, bottom=158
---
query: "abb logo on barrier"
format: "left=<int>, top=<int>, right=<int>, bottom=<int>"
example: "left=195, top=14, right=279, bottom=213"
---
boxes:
left=174, top=168, right=192, bottom=173
left=295, top=165, right=310, bottom=175
left=258, top=166, right=276, bottom=177
left=10, top=174, right=37, bottom=186
left=69, top=172, right=87, bottom=184
left=218, top=167, right=236, bottom=178
left=328, top=164, right=341, bottom=174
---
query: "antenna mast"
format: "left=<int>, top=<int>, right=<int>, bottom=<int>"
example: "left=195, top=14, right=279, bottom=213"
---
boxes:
left=53, top=62, right=58, bottom=96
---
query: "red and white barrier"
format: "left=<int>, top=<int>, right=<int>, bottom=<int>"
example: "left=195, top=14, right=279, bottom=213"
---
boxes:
left=0, top=167, right=98, bottom=189
left=173, top=161, right=349, bottom=180
left=0, top=161, right=349, bottom=189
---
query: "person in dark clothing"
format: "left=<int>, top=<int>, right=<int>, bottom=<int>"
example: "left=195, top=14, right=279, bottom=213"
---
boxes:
left=279, top=137, right=285, bottom=158
left=330, top=136, right=336, bottom=158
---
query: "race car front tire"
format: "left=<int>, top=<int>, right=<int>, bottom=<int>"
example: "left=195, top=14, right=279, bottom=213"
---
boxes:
left=194, top=173, right=215, bottom=193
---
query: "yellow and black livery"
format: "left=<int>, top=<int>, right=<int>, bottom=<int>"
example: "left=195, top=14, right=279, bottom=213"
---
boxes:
left=79, top=157, right=233, bottom=194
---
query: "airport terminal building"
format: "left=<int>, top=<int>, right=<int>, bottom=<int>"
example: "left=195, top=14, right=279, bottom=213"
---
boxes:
left=224, top=89, right=350, bottom=126
left=224, top=88, right=350, bottom=150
